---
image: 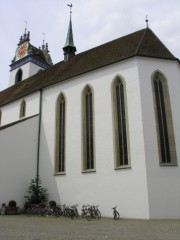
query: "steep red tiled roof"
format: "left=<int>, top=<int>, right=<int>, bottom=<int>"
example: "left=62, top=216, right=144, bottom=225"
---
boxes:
left=0, top=28, right=178, bottom=107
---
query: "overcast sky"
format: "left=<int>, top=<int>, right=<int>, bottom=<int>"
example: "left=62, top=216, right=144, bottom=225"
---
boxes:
left=0, top=0, right=179, bottom=91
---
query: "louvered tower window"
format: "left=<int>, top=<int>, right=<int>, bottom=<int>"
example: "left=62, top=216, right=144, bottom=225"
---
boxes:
left=15, top=69, right=23, bottom=84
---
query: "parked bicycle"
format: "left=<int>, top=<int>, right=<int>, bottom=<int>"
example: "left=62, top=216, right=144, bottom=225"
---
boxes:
left=24, top=203, right=46, bottom=216
left=112, top=206, right=120, bottom=220
left=81, top=204, right=89, bottom=218
left=81, top=204, right=101, bottom=220
left=59, top=204, right=79, bottom=219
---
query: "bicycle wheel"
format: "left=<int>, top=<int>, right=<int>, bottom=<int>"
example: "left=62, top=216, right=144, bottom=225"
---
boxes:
left=86, top=212, right=91, bottom=221
left=114, top=211, right=120, bottom=220
left=116, top=211, right=120, bottom=219
left=97, top=209, right=101, bottom=219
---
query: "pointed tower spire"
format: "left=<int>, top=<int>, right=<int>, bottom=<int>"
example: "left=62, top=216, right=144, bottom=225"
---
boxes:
left=63, top=4, right=76, bottom=61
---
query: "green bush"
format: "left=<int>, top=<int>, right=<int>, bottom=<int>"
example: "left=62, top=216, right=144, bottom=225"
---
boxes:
left=8, top=200, right=17, bottom=207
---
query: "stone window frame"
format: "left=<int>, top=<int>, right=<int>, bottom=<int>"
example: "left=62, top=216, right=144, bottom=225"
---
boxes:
left=81, top=85, right=96, bottom=173
left=111, top=75, right=131, bottom=170
left=54, top=93, right=66, bottom=175
left=151, top=71, right=177, bottom=166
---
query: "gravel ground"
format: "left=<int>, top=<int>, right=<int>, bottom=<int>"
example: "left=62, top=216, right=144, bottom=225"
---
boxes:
left=0, top=215, right=180, bottom=240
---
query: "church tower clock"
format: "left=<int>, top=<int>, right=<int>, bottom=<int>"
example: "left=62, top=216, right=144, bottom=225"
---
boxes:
left=9, top=28, right=53, bottom=87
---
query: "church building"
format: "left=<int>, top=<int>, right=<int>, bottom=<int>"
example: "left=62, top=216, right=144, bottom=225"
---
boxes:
left=0, top=12, right=180, bottom=219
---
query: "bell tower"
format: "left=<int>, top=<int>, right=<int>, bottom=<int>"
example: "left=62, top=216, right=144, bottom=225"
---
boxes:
left=9, top=26, right=53, bottom=87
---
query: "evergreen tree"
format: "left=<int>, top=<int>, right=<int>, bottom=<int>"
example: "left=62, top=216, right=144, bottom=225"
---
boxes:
left=24, top=176, right=48, bottom=205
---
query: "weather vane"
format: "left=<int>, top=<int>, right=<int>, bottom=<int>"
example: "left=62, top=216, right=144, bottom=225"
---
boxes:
left=145, top=15, right=149, bottom=28
left=67, top=3, right=72, bottom=15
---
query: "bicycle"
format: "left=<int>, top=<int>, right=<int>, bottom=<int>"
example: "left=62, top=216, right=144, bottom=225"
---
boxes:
left=81, top=204, right=89, bottom=218
left=112, top=206, right=120, bottom=220
left=86, top=205, right=101, bottom=221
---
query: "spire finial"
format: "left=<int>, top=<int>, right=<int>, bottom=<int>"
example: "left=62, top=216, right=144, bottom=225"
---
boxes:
left=42, top=32, right=45, bottom=47
left=145, top=15, right=149, bottom=28
left=24, top=20, right=27, bottom=34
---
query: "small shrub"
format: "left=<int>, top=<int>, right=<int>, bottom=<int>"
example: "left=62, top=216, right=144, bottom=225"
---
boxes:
left=49, top=200, right=57, bottom=208
left=8, top=200, right=17, bottom=207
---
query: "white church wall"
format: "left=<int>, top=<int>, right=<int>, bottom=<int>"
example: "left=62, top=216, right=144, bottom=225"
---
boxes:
left=39, top=58, right=150, bottom=219
left=1, top=91, right=40, bottom=126
left=0, top=116, right=39, bottom=208
left=137, top=57, right=180, bottom=219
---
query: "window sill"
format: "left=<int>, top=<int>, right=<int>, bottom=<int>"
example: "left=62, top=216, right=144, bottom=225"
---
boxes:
left=115, top=165, right=131, bottom=170
left=54, top=172, right=66, bottom=176
left=160, top=163, right=178, bottom=167
left=82, top=169, right=96, bottom=174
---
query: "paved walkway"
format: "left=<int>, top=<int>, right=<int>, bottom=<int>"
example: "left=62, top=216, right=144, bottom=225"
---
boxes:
left=0, top=215, right=180, bottom=240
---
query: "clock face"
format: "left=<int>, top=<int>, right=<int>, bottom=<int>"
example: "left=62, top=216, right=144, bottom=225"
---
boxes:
left=16, top=42, right=28, bottom=58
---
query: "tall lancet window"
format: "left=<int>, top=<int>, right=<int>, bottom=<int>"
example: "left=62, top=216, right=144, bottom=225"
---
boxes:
left=15, top=69, right=23, bottom=84
left=82, top=86, right=95, bottom=171
left=152, top=72, right=177, bottom=165
left=19, top=100, right=26, bottom=118
left=0, top=110, right=2, bottom=126
left=55, top=94, right=66, bottom=174
left=112, top=77, right=130, bottom=168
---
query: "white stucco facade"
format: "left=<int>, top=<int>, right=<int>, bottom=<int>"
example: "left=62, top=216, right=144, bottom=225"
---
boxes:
left=137, top=58, right=180, bottom=219
left=36, top=57, right=180, bottom=219
left=0, top=91, right=40, bottom=126
left=0, top=116, right=39, bottom=206
left=0, top=55, right=180, bottom=219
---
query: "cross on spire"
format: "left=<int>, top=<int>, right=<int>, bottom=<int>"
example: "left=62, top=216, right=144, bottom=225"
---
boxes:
left=145, top=15, right=149, bottom=28
left=67, top=3, right=72, bottom=15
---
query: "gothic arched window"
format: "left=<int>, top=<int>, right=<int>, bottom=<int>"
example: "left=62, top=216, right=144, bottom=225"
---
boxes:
left=112, top=77, right=130, bottom=168
left=0, top=110, right=2, bottom=126
left=55, top=93, right=66, bottom=174
left=19, top=100, right=26, bottom=118
left=15, top=69, right=23, bottom=84
left=152, top=72, right=177, bottom=165
left=82, top=86, right=95, bottom=171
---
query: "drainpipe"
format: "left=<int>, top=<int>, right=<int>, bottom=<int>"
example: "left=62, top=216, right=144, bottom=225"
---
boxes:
left=36, top=89, right=43, bottom=180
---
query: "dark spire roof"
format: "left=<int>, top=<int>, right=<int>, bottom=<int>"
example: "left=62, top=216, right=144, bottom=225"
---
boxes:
left=39, top=42, right=53, bottom=65
left=0, top=28, right=179, bottom=107
left=63, top=10, right=76, bottom=61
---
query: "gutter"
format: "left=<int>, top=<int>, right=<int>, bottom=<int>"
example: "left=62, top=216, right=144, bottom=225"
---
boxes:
left=36, top=89, right=43, bottom=179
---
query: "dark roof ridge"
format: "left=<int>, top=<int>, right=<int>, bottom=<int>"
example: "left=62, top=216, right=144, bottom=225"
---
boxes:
left=135, top=28, right=148, bottom=54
